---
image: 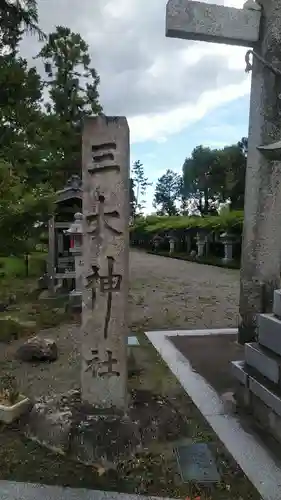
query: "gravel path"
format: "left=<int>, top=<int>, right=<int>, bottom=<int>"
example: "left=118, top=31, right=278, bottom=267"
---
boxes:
left=0, top=250, right=239, bottom=399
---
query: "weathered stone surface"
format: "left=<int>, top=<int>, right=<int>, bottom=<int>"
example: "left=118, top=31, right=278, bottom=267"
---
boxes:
left=175, top=442, right=220, bottom=483
left=231, top=360, right=249, bottom=386
left=166, top=0, right=261, bottom=46
left=25, top=389, right=187, bottom=468
left=82, top=116, right=129, bottom=409
left=221, top=391, right=237, bottom=414
left=258, top=314, right=281, bottom=356
left=249, top=376, right=281, bottom=417
left=0, top=481, right=175, bottom=500
left=25, top=393, right=73, bottom=453
left=71, top=413, right=141, bottom=469
left=273, top=289, right=281, bottom=319
left=16, top=336, right=58, bottom=362
left=68, top=291, right=82, bottom=313
left=245, top=342, right=281, bottom=385
left=238, top=1, right=281, bottom=343
left=236, top=383, right=281, bottom=446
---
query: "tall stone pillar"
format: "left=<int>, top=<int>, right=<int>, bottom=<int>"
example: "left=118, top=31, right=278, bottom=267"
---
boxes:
left=239, top=0, right=281, bottom=343
left=82, top=116, right=129, bottom=409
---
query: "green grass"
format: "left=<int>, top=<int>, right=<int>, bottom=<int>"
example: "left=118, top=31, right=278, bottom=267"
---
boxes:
left=0, top=252, right=46, bottom=279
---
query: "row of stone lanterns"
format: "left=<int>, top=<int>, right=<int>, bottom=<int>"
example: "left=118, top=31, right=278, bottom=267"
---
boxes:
left=167, top=231, right=237, bottom=263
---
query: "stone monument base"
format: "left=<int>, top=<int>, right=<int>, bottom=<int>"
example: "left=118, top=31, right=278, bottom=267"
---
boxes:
left=25, top=390, right=140, bottom=469
left=235, top=380, right=281, bottom=445
left=24, top=388, right=185, bottom=469
left=67, top=291, right=82, bottom=313
left=232, top=289, right=281, bottom=446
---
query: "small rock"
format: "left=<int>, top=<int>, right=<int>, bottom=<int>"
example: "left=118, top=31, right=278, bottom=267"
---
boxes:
left=221, top=391, right=237, bottom=414
left=16, top=336, right=58, bottom=362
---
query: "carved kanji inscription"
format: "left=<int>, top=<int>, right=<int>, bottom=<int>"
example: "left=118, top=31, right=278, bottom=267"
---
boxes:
left=85, top=256, right=122, bottom=339
left=86, top=193, right=122, bottom=237
left=84, top=349, right=120, bottom=378
left=89, top=142, right=120, bottom=174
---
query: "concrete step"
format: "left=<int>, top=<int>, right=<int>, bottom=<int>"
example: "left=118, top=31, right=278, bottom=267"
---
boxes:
left=231, top=360, right=281, bottom=417
left=273, top=289, right=281, bottom=319
left=231, top=360, right=249, bottom=386
left=258, top=314, right=281, bottom=356
left=0, top=481, right=174, bottom=500
left=245, top=342, right=281, bottom=385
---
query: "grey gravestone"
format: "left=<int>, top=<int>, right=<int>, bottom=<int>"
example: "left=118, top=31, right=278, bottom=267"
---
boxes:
left=175, top=443, right=220, bottom=483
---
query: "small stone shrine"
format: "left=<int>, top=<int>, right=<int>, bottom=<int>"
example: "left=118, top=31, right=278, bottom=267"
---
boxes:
left=47, top=175, right=82, bottom=294
left=232, top=289, right=281, bottom=444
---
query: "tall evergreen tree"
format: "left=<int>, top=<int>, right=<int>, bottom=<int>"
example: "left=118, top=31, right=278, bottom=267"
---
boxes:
left=37, top=26, right=103, bottom=188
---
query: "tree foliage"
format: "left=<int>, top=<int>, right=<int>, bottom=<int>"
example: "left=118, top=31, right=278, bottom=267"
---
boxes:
left=37, top=26, right=103, bottom=188
left=182, top=141, right=246, bottom=214
left=0, top=1, right=102, bottom=254
left=153, top=169, right=182, bottom=216
left=131, top=160, right=151, bottom=215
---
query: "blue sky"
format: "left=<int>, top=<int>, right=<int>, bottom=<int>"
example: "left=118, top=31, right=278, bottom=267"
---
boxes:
left=22, top=0, right=251, bottom=215
left=131, top=94, right=250, bottom=213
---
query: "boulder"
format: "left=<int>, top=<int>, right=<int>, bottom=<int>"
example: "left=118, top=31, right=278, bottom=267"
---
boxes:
left=16, top=336, right=58, bottom=362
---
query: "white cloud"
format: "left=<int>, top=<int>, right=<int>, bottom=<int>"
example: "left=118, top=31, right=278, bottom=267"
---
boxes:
left=129, top=77, right=250, bottom=143
left=21, top=0, right=251, bottom=143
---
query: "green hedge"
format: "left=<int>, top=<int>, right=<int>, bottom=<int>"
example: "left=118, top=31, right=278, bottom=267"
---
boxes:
left=130, top=212, right=244, bottom=264
left=131, top=211, right=243, bottom=236
left=147, top=251, right=240, bottom=269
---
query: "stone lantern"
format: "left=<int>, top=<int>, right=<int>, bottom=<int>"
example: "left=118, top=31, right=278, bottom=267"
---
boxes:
left=167, top=235, right=176, bottom=255
left=65, top=212, right=83, bottom=311
left=152, top=234, right=163, bottom=252
left=196, top=231, right=205, bottom=258
left=220, top=232, right=236, bottom=264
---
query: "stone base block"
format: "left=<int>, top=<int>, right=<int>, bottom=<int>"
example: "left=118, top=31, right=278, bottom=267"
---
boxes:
left=249, top=376, right=281, bottom=417
left=245, top=342, right=281, bottom=385
left=258, top=314, right=281, bottom=356
left=25, top=390, right=141, bottom=469
left=25, top=389, right=186, bottom=469
left=67, top=291, right=82, bottom=313
left=236, top=383, right=281, bottom=446
left=273, top=289, right=281, bottom=319
left=231, top=360, right=249, bottom=386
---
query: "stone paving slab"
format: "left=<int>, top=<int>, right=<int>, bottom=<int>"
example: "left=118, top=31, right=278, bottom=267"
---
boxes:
left=146, top=329, right=281, bottom=500
left=0, top=482, right=176, bottom=500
